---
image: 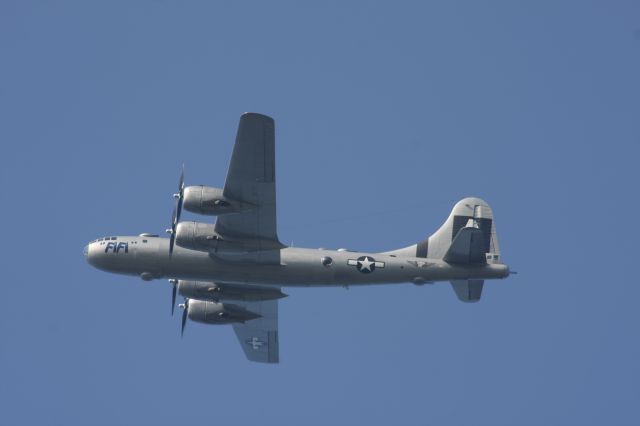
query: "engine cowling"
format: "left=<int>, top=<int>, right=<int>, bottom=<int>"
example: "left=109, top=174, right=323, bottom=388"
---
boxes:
left=178, top=280, right=287, bottom=302
left=183, top=186, right=248, bottom=216
left=174, top=221, right=217, bottom=252
left=175, top=221, right=280, bottom=253
left=187, top=299, right=261, bottom=324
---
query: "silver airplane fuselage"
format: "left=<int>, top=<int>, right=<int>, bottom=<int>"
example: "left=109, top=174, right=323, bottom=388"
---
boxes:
left=84, top=236, right=509, bottom=287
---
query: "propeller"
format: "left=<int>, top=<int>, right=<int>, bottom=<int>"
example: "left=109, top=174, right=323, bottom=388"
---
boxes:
left=169, top=279, right=178, bottom=316
left=175, top=165, right=185, bottom=223
left=179, top=298, right=189, bottom=337
left=166, top=166, right=185, bottom=256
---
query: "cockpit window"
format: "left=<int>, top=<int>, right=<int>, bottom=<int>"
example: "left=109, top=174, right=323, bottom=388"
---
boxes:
left=110, top=237, right=117, bottom=240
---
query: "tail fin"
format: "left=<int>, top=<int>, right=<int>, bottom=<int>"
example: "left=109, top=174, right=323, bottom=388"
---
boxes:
left=414, top=197, right=501, bottom=263
left=385, top=197, right=502, bottom=302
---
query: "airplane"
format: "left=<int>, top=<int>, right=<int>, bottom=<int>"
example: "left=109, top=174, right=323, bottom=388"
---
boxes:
left=84, top=112, right=511, bottom=363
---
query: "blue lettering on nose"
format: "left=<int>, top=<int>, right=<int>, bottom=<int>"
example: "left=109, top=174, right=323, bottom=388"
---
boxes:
left=105, top=242, right=129, bottom=254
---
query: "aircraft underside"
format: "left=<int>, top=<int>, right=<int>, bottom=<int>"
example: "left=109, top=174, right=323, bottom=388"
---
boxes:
left=85, top=113, right=511, bottom=363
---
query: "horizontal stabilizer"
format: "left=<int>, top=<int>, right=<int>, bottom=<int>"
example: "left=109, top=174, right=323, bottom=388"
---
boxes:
left=450, top=279, right=484, bottom=302
left=443, top=226, right=486, bottom=264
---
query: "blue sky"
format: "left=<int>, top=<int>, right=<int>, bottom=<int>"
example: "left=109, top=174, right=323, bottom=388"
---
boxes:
left=1, top=2, right=639, bottom=425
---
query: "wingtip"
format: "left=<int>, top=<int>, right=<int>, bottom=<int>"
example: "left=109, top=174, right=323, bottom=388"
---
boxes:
left=241, top=112, right=274, bottom=122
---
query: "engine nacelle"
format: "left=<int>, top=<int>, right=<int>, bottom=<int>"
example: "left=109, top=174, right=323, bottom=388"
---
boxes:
left=183, top=186, right=249, bottom=216
left=178, top=280, right=287, bottom=302
left=174, top=221, right=281, bottom=253
left=174, top=221, right=218, bottom=252
left=187, top=299, right=261, bottom=324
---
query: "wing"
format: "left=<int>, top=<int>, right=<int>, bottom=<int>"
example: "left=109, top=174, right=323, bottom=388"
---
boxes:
left=232, top=298, right=279, bottom=363
left=215, top=113, right=281, bottom=245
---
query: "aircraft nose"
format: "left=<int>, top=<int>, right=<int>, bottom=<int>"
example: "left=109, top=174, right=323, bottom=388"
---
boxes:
left=84, top=242, right=96, bottom=266
left=84, top=241, right=101, bottom=267
left=84, top=240, right=115, bottom=271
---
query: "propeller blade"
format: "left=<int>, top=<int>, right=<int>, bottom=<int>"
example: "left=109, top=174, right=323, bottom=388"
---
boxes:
left=170, top=279, right=178, bottom=316
left=176, top=165, right=185, bottom=222
left=176, top=196, right=184, bottom=224
left=178, top=165, right=185, bottom=192
left=169, top=166, right=185, bottom=257
left=169, top=206, right=177, bottom=256
left=181, top=299, right=189, bottom=337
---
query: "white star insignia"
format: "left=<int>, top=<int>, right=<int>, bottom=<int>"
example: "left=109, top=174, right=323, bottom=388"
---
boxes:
left=358, top=256, right=373, bottom=272
left=348, top=256, right=385, bottom=273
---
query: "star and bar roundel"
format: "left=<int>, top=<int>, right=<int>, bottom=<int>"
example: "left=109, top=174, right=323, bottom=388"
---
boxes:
left=347, top=256, right=385, bottom=274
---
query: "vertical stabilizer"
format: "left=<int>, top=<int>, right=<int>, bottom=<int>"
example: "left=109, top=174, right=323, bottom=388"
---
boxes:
left=384, top=197, right=504, bottom=303
left=414, top=197, right=501, bottom=263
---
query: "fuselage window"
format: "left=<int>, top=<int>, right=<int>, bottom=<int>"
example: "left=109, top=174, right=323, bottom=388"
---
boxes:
left=142, top=240, right=148, bottom=243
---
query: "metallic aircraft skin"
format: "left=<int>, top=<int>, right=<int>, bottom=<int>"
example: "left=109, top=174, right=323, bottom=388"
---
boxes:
left=85, top=239, right=509, bottom=287
left=84, top=112, right=511, bottom=363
